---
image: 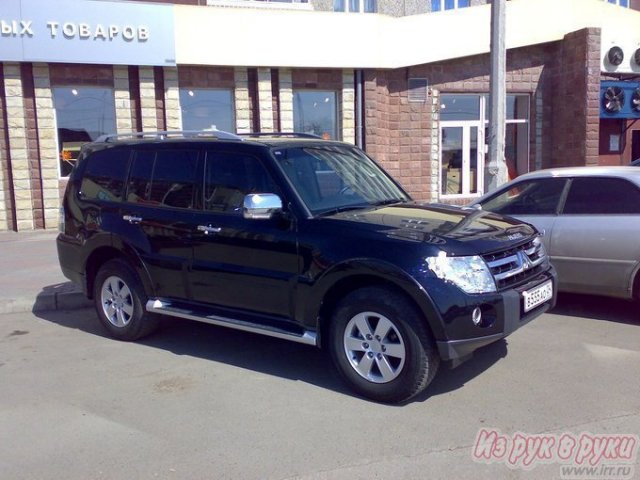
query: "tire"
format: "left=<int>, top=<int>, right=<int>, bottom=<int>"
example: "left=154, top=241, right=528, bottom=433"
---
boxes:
left=328, top=287, right=440, bottom=403
left=93, top=258, right=159, bottom=341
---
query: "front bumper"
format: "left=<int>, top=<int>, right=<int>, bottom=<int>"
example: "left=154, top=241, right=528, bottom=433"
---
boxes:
left=435, top=267, right=557, bottom=362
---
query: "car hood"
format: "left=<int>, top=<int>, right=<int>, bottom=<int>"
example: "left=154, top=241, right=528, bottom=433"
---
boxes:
left=322, top=202, right=537, bottom=255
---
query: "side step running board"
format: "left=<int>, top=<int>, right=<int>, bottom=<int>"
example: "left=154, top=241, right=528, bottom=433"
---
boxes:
left=146, top=299, right=317, bottom=346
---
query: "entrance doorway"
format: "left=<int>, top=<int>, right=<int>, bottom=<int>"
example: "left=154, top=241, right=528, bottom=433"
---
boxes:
left=440, top=123, right=483, bottom=196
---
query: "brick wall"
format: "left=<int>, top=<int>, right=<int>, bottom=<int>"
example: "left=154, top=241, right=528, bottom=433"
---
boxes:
left=548, top=28, right=601, bottom=167
left=364, top=69, right=435, bottom=202
left=0, top=64, right=15, bottom=231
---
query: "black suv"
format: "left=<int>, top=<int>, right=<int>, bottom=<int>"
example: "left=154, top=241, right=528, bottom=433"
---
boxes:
left=57, top=131, right=556, bottom=403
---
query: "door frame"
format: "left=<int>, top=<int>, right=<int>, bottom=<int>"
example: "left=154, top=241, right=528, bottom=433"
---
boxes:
left=439, top=120, right=485, bottom=198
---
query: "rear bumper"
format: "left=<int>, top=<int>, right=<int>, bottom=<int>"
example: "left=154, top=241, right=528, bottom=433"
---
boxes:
left=57, top=234, right=87, bottom=295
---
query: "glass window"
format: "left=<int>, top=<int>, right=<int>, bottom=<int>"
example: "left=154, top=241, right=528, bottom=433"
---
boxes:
left=440, top=95, right=481, bottom=121
left=444, top=0, right=455, bottom=9
left=53, top=87, right=117, bottom=178
left=80, top=149, right=130, bottom=202
left=481, top=178, right=567, bottom=216
left=506, top=95, right=529, bottom=120
left=204, top=152, right=279, bottom=214
left=126, top=150, right=199, bottom=209
left=334, top=0, right=376, bottom=11
left=563, top=178, right=640, bottom=214
left=432, top=0, right=469, bottom=10
left=431, top=0, right=441, bottom=11
left=273, top=145, right=409, bottom=215
left=180, top=88, right=235, bottom=133
left=293, top=90, right=338, bottom=140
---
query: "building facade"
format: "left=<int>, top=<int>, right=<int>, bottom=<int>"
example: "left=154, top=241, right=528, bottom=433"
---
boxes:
left=1, top=0, right=639, bottom=230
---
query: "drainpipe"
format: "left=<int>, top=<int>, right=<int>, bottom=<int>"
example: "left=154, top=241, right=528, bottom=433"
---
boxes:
left=355, top=69, right=364, bottom=149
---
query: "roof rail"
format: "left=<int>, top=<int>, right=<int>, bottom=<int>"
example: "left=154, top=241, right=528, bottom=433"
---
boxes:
left=237, top=132, right=323, bottom=139
left=96, top=129, right=243, bottom=143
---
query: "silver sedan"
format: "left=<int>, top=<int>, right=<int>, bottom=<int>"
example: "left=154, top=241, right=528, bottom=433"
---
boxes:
left=470, top=166, right=640, bottom=299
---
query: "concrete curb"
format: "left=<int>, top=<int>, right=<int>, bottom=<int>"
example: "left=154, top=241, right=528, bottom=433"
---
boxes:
left=0, top=284, right=92, bottom=315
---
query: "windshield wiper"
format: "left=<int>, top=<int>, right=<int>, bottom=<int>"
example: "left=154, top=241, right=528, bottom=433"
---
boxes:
left=372, top=198, right=408, bottom=207
left=316, top=204, right=372, bottom=217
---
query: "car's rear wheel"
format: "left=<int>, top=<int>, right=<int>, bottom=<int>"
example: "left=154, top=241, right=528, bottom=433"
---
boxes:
left=93, top=259, right=159, bottom=341
left=329, top=287, right=440, bottom=403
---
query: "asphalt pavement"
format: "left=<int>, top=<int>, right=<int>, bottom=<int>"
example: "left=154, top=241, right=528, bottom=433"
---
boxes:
left=0, top=230, right=91, bottom=314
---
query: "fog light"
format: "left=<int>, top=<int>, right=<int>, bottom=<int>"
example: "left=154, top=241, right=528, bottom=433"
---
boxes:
left=471, top=307, right=482, bottom=326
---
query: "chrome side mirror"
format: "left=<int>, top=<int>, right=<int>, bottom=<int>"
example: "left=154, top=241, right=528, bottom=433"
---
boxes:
left=243, top=193, right=283, bottom=220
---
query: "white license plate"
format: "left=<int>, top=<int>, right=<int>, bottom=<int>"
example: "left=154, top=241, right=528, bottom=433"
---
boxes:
left=522, top=280, right=553, bottom=312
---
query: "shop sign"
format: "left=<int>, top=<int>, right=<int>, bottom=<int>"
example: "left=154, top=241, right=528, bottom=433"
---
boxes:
left=0, top=0, right=175, bottom=66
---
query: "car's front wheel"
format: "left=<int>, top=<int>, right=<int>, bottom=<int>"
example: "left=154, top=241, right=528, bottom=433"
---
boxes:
left=93, top=259, right=159, bottom=341
left=328, top=287, right=440, bottom=403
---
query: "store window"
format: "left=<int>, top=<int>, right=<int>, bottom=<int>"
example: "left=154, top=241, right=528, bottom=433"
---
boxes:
left=605, top=0, right=629, bottom=7
left=439, top=94, right=530, bottom=198
left=53, top=87, right=116, bottom=178
left=431, top=0, right=470, bottom=12
left=293, top=90, right=339, bottom=140
left=334, top=0, right=377, bottom=13
left=179, top=88, right=235, bottom=133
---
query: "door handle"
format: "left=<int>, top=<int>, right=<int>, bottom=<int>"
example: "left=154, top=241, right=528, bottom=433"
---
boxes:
left=122, top=215, right=143, bottom=224
left=197, top=225, right=222, bottom=235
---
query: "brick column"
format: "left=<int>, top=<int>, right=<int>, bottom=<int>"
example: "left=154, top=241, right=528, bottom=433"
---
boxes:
left=0, top=64, right=12, bottom=231
left=163, top=67, right=181, bottom=131
left=32, top=64, right=59, bottom=229
left=341, top=70, right=355, bottom=144
left=139, top=67, right=158, bottom=132
left=278, top=69, right=294, bottom=132
left=113, top=66, right=133, bottom=134
left=234, top=67, right=251, bottom=133
left=429, top=90, right=440, bottom=202
left=3, top=63, right=34, bottom=231
left=257, top=68, right=274, bottom=133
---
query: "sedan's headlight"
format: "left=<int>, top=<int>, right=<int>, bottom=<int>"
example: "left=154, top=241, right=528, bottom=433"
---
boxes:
left=426, top=252, right=496, bottom=294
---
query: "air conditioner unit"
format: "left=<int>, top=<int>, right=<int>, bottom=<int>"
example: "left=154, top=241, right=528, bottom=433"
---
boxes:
left=601, top=42, right=640, bottom=74
left=600, top=81, right=640, bottom=119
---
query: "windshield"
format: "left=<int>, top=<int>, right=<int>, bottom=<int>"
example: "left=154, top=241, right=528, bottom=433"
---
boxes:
left=272, top=145, right=410, bottom=215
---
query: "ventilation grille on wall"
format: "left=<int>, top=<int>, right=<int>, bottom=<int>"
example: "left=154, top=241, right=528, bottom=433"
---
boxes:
left=408, top=78, right=429, bottom=103
left=600, top=81, right=640, bottom=119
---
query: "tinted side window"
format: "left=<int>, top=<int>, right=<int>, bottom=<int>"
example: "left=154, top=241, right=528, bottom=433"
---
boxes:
left=481, top=178, right=566, bottom=215
left=80, top=148, right=130, bottom=202
left=204, top=151, right=279, bottom=214
left=126, top=150, right=199, bottom=209
left=563, top=177, right=640, bottom=214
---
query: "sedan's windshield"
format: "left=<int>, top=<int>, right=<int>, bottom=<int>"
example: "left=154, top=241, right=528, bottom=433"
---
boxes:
left=272, top=145, right=410, bottom=215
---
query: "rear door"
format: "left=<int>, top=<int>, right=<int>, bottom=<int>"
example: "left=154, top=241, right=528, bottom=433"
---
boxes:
left=119, top=147, right=201, bottom=300
left=189, top=147, right=300, bottom=321
left=551, top=176, right=640, bottom=297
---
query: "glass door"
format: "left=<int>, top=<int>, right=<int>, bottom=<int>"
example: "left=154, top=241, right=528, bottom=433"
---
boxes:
left=440, top=123, right=483, bottom=196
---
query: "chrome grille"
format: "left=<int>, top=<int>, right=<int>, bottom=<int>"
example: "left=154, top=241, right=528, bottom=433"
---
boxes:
left=484, top=238, right=547, bottom=290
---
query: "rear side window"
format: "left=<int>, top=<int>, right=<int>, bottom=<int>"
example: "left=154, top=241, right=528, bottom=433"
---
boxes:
left=126, top=149, right=199, bottom=209
left=80, top=148, right=130, bottom=202
left=480, top=178, right=566, bottom=216
left=563, top=177, right=640, bottom=214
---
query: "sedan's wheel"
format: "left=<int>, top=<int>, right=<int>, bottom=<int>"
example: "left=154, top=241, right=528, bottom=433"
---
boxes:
left=329, top=287, right=440, bottom=403
left=93, top=259, right=159, bottom=341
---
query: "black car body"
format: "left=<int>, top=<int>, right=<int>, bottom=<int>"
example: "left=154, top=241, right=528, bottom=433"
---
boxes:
left=57, top=131, right=556, bottom=403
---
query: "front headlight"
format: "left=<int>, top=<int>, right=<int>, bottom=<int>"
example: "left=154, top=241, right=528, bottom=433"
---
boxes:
left=426, top=252, right=496, bottom=294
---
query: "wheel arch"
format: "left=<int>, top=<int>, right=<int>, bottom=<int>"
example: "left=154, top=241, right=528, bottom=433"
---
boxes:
left=85, top=242, right=154, bottom=300
left=312, top=260, right=444, bottom=349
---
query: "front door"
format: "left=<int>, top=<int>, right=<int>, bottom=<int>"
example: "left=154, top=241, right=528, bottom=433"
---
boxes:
left=189, top=148, right=299, bottom=322
left=440, top=123, right=484, bottom=197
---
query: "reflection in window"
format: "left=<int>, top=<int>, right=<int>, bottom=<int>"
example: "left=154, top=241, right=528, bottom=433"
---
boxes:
left=180, top=88, right=235, bottom=133
left=293, top=90, right=338, bottom=140
left=431, top=0, right=470, bottom=11
left=126, top=150, right=199, bottom=209
left=440, top=95, right=480, bottom=121
left=334, top=0, right=376, bottom=12
left=53, top=87, right=116, bottom=178
left=80, top=149, right=130, bottom=202
left=481, top=178, right=567, bottom=216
